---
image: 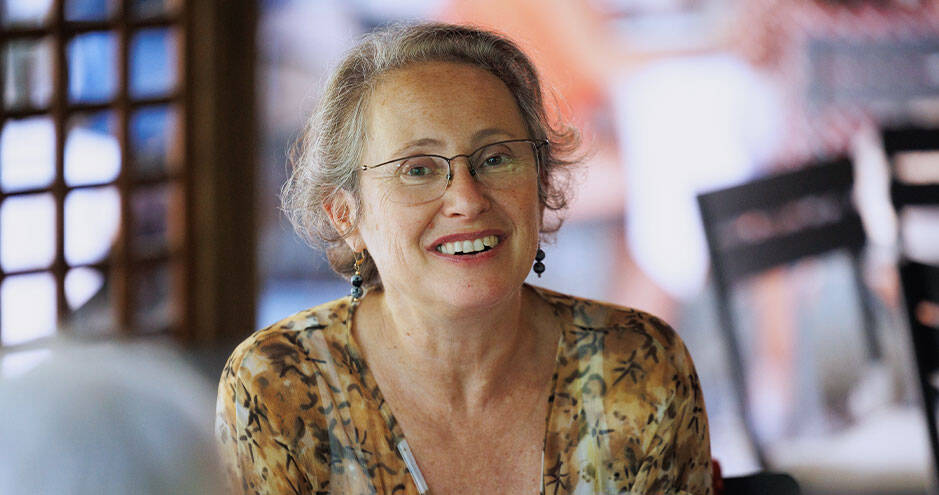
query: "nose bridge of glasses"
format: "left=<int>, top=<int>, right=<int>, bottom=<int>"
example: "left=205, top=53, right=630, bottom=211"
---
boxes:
left=445, top=152, right=479, bottom=180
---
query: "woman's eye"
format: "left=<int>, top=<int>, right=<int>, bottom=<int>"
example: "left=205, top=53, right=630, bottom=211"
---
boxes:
left=404, top=166, right=430, bottom=176
left=396, top=157, right=439, bottom=179
left=482, top=154, right=510, bottom=167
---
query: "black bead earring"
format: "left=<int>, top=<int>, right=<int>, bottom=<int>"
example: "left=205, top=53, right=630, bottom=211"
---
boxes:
left=350, top=251, right=365, bottom=301
left=533, top=247, right=545, bottom=277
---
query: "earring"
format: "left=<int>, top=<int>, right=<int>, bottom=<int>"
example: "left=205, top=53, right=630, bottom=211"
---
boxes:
left=533, top=247, right=545, bottom=277
left=350, top=251, right=365, bottom=301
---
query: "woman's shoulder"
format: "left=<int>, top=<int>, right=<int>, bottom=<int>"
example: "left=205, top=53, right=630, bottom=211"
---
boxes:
left=531, top=285, right=681, bottom=345
left=529, top=284, right=694, bottom=372
left=222, top=295, right=354, bottom=378
left=532, top=285, right=712, bottom=494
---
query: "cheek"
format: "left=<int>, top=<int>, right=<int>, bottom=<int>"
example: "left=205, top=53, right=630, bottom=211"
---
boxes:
left=357, top=197, right=430, bottom=260
left=518, top=184, right=543, bottom=225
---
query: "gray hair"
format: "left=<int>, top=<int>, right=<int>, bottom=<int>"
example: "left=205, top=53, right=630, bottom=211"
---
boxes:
left=282, top=22, right=579, bottom=289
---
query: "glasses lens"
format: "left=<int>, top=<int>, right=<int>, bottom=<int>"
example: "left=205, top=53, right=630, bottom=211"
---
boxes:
left=472, top=141, right=537, bottom=188
left=391, top=155, right=449, bottom=204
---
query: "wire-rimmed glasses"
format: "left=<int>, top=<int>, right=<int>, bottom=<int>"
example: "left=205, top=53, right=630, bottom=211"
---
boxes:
left=360, top=139, right=548, bottom=205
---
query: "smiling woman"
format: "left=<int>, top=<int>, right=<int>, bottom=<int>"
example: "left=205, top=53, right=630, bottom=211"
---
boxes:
left=216, top=23, right=712, bottom=495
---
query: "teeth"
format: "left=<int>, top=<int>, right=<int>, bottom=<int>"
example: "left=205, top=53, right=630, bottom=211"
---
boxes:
left=435, top=235, right=499, bottom=254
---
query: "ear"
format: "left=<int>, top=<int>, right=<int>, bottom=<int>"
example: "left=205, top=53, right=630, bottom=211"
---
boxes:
left=324, top=189, right=365, bottom=252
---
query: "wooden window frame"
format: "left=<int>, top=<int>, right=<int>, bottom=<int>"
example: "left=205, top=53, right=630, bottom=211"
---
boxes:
left=0, top=0, right=257, bottom=349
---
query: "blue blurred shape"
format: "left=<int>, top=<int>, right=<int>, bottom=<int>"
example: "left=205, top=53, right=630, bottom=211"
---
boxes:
left=131, top=105, right=175, bottom=176
left=130, top=28, right=176, bottom=98
left=65, top=0, right=114, bottom=21
left=67, top=32, right=116, bottom=103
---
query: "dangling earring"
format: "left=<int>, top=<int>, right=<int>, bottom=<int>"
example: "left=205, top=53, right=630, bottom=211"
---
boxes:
left=533, top=247, right=545, bottom=278
left=350, top=251, right=365, bottom=301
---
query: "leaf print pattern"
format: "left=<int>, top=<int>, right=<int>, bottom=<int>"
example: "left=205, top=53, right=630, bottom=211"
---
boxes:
left=216, top=285, right=711, bottom=494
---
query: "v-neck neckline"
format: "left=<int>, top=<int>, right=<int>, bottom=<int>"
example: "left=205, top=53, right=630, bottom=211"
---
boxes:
left=341, top=284, right=567, bottom=494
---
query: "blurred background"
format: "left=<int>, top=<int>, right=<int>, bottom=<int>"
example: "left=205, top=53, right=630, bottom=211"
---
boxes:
left=1, top=0, right=938, bottom=494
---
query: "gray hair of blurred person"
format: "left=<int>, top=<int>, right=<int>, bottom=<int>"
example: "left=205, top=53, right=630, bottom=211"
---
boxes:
left=281, top=22, right=580, bottom=289
left=0, top=339, right=225, bottom=495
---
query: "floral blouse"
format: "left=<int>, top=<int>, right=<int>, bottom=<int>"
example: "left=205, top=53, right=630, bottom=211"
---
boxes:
left=216, top=285, right=712, bottom=494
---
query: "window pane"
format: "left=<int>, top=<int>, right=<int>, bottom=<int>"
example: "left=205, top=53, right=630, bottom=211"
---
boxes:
left=1, top=0, right=53, bottom=27
left=64, top=186, right=120, bottom=266
left=1, top=117, right=55, bottom=192
left=65, top=111, right=120, bottom=186
left=0, top=193, right=55, bottom=272
left=131, top=105, right=178, bottom=178
left=130, top=28, right=177, bottom=98
left=65, top=266, right=114, bottom=335
left=1, top=272, right=56, bottom=346
left=132, top=184, right=170, bottom=258
left=65, top=0, right=116, bottom=21
left=4, top=37, right=53, bottom=109
left=65, top=266, right=104, bottom=310
left=135, top=263, right=171, bottom=332
left=131, top=0, right=177, bottom=19
left=68, top=32, right=117, bottom=103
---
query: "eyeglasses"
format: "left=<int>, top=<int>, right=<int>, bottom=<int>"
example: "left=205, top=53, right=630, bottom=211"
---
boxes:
left=360, top=139, right=548, bottom=205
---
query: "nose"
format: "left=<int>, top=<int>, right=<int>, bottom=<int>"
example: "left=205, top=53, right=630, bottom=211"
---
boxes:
left=440, top=157, right=490, bottom=218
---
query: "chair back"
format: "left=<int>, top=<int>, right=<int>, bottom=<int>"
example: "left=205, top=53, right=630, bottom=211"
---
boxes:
left=697, top=157, right=865, bottom=285
left=723, top=472, right=801, bottom=495
left=883, top=127, right=939, bottom=260
left=899, top=260, right=939, bottom=489
left=883, top=126, right=939, bottom=206
left=697, top=157, right=879, bottom=467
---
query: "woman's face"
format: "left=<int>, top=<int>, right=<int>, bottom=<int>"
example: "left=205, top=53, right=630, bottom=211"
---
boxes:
left=346, top=61, right=542, bottom=311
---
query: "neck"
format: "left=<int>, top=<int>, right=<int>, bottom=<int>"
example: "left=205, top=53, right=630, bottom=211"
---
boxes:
left=360, top=285, right=544, bottom=412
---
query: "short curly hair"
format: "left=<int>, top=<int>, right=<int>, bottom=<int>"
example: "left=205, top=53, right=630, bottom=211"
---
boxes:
left=281, top=22, right=580, bottom=289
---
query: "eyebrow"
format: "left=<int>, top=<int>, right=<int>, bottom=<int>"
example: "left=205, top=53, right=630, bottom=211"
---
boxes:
left=472, top=128, right=515, bottom=143
left=389, top=128, right=518, bottom=158
left=391, top=138, right=442, bottom=158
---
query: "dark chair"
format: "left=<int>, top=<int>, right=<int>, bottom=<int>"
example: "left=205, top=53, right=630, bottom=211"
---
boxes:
left=882, top=127, right=939, bottom=203
left=713, top=459, right=801, bottom=495
left=882, top=126, right=939, bottom=253
left=723, top=473, right=801, bottom=495
left=884, top=126, right=939, bottom=490
left=697, top=157, right=881, bottom=467
left=899, top=260, right=939, bottom=491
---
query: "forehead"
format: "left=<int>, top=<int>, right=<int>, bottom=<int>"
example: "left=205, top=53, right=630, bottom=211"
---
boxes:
left=363, top=61, right=529, bottom=155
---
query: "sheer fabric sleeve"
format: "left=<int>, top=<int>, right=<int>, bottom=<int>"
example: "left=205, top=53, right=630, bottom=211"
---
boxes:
left=215, top=349, right=316, bottom=495
left=630, top=336, right=713, bottom=495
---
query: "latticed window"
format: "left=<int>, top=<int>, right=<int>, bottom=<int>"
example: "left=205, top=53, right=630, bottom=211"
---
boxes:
left=0, top=0, right=187, bottom=346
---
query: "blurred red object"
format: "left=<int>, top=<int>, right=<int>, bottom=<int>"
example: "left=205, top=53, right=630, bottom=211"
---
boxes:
left=713, top=458, right=726, bottom=495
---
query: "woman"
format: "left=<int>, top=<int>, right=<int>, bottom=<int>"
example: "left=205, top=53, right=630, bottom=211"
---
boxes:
left=216, top=23, right=711, bottom=494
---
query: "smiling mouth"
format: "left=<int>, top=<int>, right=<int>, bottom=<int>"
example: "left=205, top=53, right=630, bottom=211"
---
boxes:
left=435, top=235, right=500, bottom=255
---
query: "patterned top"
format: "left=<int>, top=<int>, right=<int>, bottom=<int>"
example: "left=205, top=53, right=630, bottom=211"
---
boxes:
left=216, top=285, right=712, bottom=494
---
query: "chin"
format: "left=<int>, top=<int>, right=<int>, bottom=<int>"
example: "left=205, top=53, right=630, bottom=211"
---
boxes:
left=435, top=275, right=526, bottom=310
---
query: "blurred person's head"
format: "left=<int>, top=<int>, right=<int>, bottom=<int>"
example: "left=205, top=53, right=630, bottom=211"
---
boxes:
left=0, top=338, right=225, bottom=495
left=281, top=22, right=579, bottom=289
